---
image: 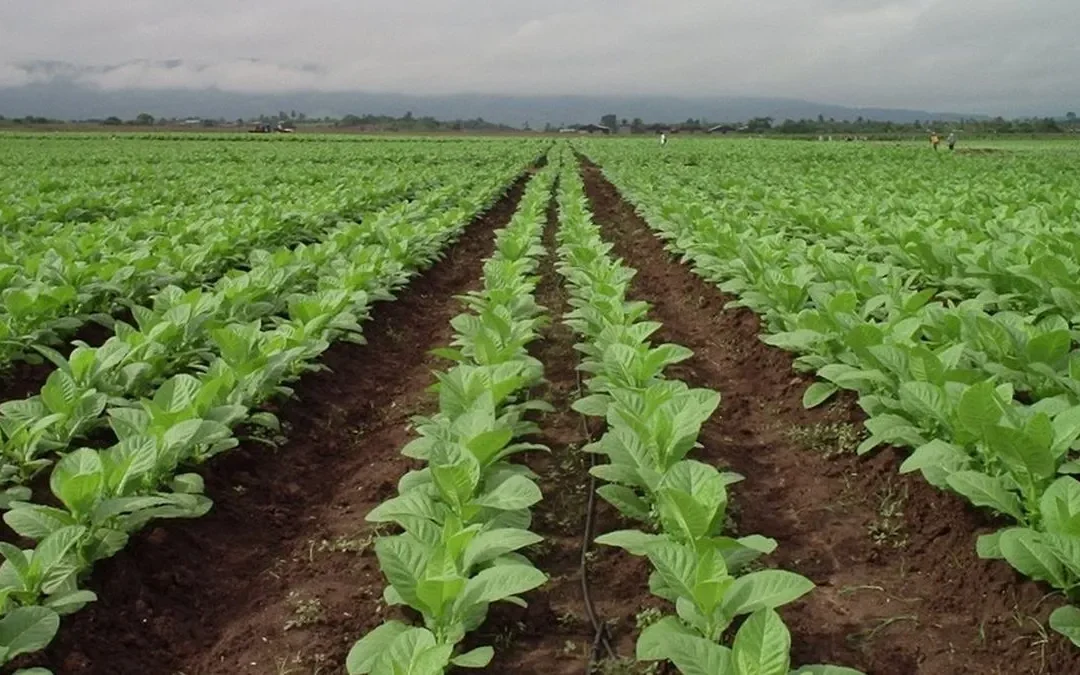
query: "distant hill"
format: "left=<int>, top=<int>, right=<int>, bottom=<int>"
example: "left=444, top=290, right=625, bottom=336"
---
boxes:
left=0, top=81, right=983, bottom=127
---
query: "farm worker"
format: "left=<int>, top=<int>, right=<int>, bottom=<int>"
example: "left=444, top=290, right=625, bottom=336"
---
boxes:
left=947, top=132, right=957, bottom=151
left=660, top=132, right=667, bottom=146
left=930, top=132, right=940, bottom=151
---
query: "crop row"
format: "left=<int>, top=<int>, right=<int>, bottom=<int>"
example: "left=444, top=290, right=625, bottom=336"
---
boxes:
left=0, top=141, right=543, bottom=370
left=345, top=159, right=559, bottom=673
left=552, top=151, right=862, bottom=674
left=582, top=141, right=1080, bottom=647
left=0, top=159, right=537, bottom=672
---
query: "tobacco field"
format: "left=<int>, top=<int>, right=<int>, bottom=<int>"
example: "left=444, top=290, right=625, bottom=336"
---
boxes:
left=1, top=133, right=1080, bottom=675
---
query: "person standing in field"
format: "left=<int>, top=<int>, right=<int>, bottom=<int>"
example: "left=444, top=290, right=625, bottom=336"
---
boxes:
left=930, top=132, right=940, bottom=151
left=660, top=132, right=667, bottom=146
left=947, top=132, right=957, bottom=151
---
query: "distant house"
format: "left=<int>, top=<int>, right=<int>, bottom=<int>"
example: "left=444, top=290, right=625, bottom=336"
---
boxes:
left=577, top=123, right=611, bottom=135
left=707, top=124, right=737, bottom=134
left=183, top=118, right=201, bottom=126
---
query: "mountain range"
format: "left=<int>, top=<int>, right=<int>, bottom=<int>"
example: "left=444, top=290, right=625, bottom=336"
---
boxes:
left=0, top=63, right=984, bottom=126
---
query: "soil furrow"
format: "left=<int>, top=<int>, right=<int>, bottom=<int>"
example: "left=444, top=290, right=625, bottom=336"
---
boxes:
left=577, top=157, right=1080, bottom=675
left=17, top=176, right=529, bottom=675
left=480, top=198, right=653, bottom=675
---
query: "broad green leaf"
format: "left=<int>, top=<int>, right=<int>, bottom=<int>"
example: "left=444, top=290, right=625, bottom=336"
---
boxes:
left=451, top=646, right=494, bottom=668
left=802, top=382, right=838, bottom=409
left=1050, top=605, right=1080, bottom=648
left=732, top=609, right=792, bottom=675
left=0, top=606, right=60, bottom=661
left=945, top=471, right=1025, bottom=522
left=719, top=570, right=814, bottom=618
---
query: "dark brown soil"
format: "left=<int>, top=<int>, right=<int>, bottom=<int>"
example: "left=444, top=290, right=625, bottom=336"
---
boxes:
left=478, top=198, right=655, bottom=675
left=578, top=157, right=1080, bottom=675
left=10, top=177, right=528, bottom=675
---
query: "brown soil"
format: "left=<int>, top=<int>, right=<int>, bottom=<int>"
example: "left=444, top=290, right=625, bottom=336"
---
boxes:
left=577, top=157, right=1080, bottom=675
left=9, top=177, right=528, bottom=675
left=478, top=198, right=655, bottom=675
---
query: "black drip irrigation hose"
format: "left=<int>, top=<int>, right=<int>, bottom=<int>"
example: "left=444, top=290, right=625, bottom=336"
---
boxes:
left=574, top=368, right=617, bottom=669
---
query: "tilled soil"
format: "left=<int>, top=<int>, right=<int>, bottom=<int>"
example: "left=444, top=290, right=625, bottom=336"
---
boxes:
left=478, top=199, right=656, bottom=675
left=12, top=178, right=528, bottom=675
left=578, top=157, right=1080, bottom=675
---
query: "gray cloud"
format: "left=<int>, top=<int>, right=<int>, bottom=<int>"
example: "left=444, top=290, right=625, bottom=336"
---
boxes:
left=1, top=0, right=1077, bottom=115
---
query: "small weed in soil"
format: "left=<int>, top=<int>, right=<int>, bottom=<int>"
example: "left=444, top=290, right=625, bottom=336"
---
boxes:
left=786, top=421, right=862, bottom=458
left=635, top=607, right=663, bottom=630
left=316, top=530, right=378, bottom=555
left=283, top=592, right=326, bottom=631
left=867, top=480, right=910, bottom=549
left=847, top=614, right=920, bottom=653
left=593, top=657, right=662, bottom=675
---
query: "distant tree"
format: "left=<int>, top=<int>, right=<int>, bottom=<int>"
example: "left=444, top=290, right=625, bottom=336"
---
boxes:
left=404, top=110, right=414, bottom=121
left=817, top=114, right=825, bottom=124
left=134, top=112, right=155, bottom=126
left=1068, top=112, right=1077, bottom=127
left=600, top=113, right=617, bottom=129
left=631, top=117, right=645, bottom=133
left=543, top=122, right=553, bottom=133
left=236, top=118, right=244, bottom=126
left=103, top=116, right=123, bottom=126
left=745, top=116, right=773, bottom=132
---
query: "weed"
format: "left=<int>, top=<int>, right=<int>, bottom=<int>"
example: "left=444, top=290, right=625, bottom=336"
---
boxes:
left=283, top=592, right=326, bottom=631
left=317, top=531, right=378, bottom=555
left=847, top=614, right=919, bottom=651
left=867, top=480, right=909, bottom=549
left=556, top=609, right=581, bottom=628
left=786, top=421, right=862, bottom=458
left=635, top=607, right=663, bottom=630
left=593, top=658, right=661, bottom=675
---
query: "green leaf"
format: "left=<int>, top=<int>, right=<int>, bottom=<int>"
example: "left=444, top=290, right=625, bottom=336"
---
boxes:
left=802, top=382, right=838, bottom=409
left=957, top=381, right=1003, bottom=439
left=49, top=448, right=104, bottom=517
left=44, top=589, right=98, bottom=616
left=1050, top=605, right=1080, bottom=648
left=595, top=529, right=664, bottom=556
left=472, top=474, right=541, bottom=512
left=945, top=471, right=1025, bottom=522
left=998, top=529, right=1068, bottom=588
left=462, top=528, right=543, bottom=570
left=572, top=394, right=610, bottom=417
left=460, top=563, right=547, bottom=607
left=637, top=617, right=733, bottom=674
left=719, top=570, right=815, bottom=618
left=0, top=606, right=60, bottom=661
left=346, top=621, right=412, bottom=674
left=732, top=609, right=792, bottom=675
left=898, top=440, right=970, bottom=489
left=451, top=646, right=494, bottom=668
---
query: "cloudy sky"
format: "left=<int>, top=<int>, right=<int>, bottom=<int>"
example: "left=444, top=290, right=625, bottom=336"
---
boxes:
left=1, top=0, right=1077, bottom=115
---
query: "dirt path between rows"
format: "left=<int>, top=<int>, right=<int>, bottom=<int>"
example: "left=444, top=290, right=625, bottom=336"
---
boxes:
left=14, top=177, right=529, bottom=675
left=479, top=198, right=655, bottom=675
left=578, top=157, right=1080, bottom=675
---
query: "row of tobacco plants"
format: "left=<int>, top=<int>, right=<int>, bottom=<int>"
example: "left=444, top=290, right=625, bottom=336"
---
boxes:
left=553, top=151, right=863, bottom=674
left=0, top=136, right=544, bottom=370
left=582, top=139, right=1080, bottom=648
left=0, top=157, right=538, bottom=672
left=345, top=159, right=560, bottom=673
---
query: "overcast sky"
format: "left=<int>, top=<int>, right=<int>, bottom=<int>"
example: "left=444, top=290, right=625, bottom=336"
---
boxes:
left=1, top=0, right=1077, bottom=115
